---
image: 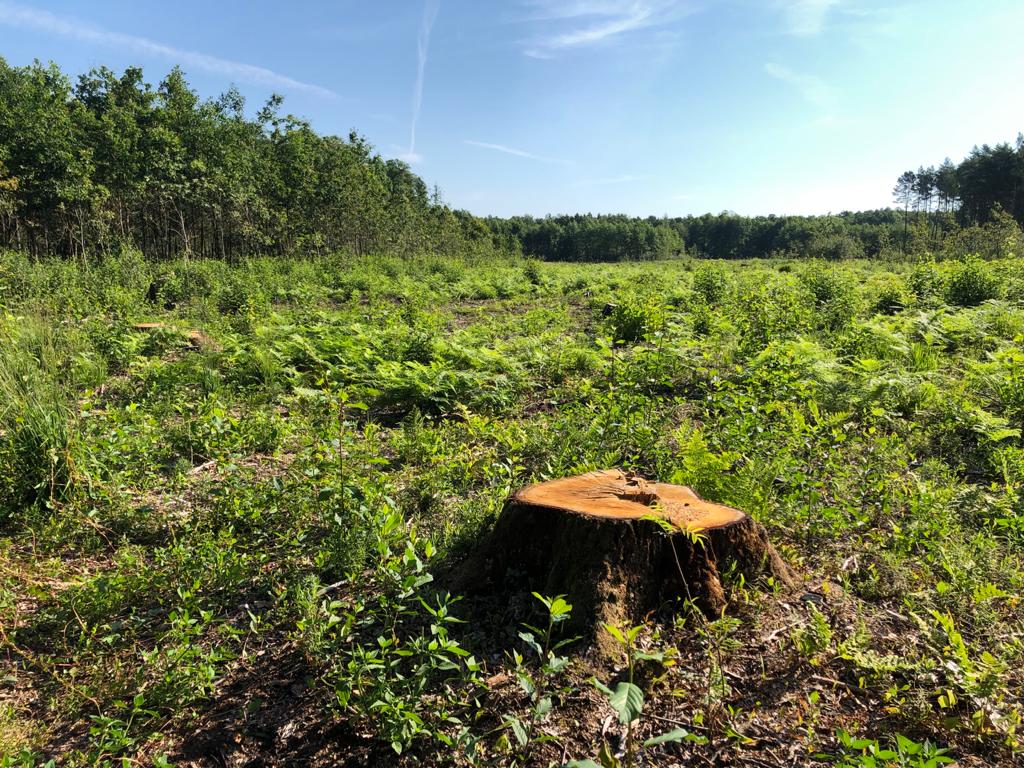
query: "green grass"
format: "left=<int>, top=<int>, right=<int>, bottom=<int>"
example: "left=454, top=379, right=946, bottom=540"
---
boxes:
left=0, top=250, right=1022, bottom=766
left=0, top=316, right=80, bottom=518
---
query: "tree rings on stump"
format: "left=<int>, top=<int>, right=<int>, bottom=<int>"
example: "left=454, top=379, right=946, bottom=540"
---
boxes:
left=457, top=469, right=793, bottom=648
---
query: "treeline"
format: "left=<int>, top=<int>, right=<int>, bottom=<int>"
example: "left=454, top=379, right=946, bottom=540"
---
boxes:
left=1, top=59, right=1021, bottom=264
left=894, top=137, right=1024, bottom=226
left=494, top=135, right=1024, bottom=262
left=489, top=210, right=905, bottom=262
left=0, top=59, right=494, bottom=259
left=487, top=214, right=685, bottom=262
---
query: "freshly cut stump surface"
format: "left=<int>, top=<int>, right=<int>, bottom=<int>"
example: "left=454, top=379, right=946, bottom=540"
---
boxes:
left=133, top=323, right=214, bottom=350
left=459, top=469, right=792, bottom=646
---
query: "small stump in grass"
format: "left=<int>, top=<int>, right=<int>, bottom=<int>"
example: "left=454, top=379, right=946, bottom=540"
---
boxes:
left=133, top=322, right=214, bottom=351
left=459, top=469, right=793, bottom=647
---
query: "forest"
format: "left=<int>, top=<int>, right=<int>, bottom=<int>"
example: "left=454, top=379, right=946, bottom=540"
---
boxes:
left=2, top=59, right=1023, bottom=265
left=0, top=59, right=493, bottom=260
left=2, top=60, right=1024, bottom=768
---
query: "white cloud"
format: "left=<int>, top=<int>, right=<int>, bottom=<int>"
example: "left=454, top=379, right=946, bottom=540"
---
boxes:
left=405, top=0, right=441, bottom=165
left=545, top=7, right=654, bottom=48
left=777, top=0, right=840, bottom=37
left=520, top=1, right=642, bottom=21
left=764, top=61, right=834, bottom=107
left=0, top=1, right=336, bottom=97
left=520, top=0, right=690, bottom=58
left=464, top=140, right=569, bottom=165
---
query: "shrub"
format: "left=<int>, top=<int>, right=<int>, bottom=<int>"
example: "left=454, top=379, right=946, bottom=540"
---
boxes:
left=607, top=293, right=665, bottom=343
left=908, top=260, right=944, bottom=304
left=561, top=275, right=590, bottom=295
left=808, top=233, right=865, bottom=261
left=156, top=260, right=219, bottom=305
left=690, top=298, right=713, bottom=337
left=736, top=282, right=812, bottom=351
left=942, top=206, right=1023, bottom=260
left=216, top=278, right=264, bottom=315
left=103, top=249, right=152, bottom=294
left=426, top=258, right=463, bottom=283
left=945, top=257, right=1002, bottom=307
left=867, top=273, right=910, bottom=315
left=0, top=250, right=33, bottom=309
left=1005, top=273, right=1024, bottom=304
left=523, top=258, right=543, bottom=285
left=800, top=265, right=858, bottom=330
left=691, top=263, right=730, bottom=304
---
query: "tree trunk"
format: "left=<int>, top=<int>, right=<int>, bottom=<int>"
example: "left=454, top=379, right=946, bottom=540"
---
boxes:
left=457, top=470, right=794, bottom=650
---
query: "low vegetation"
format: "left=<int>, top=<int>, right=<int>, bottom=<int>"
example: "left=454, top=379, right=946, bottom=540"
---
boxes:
left=2, top=249, right=1023, bottom=766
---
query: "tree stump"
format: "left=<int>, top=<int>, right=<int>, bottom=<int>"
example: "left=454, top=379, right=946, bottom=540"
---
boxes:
left=458, top=469, right=793, bottom=646
left=133, top=323, right=214, bottom=350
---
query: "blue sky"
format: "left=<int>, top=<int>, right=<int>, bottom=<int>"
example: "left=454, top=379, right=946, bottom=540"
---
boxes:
left=1, top=0, right=1023, bottom=217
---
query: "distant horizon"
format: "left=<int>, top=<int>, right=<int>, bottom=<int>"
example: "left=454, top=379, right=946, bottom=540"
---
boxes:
left=474, top=207, right=901, bottom=219
left=2, top=0, right=1022, bottom=218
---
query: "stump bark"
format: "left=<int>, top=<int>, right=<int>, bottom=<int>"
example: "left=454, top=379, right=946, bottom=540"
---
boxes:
left=459, top=469, right=793, bottom=644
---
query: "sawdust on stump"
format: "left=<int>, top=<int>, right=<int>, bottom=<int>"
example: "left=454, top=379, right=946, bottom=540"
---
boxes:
left=458, top=469, right=793, bottom=649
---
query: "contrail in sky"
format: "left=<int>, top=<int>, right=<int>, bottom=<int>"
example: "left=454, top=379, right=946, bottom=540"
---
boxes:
left=405, top=0, right=440, bottom=163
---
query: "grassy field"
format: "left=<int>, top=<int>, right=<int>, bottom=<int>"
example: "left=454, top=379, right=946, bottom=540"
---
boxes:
left=1, top=250, right=1023, bottom=767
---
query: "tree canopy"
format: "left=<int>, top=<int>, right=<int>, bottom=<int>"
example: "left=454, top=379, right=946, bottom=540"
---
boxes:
left=0, top=58, right=492, bottom=259
left=0, top=58, right=1021, bottom=263
left=488, top=210, right=899, bottom=262
left=893, top=138, right=1024, bottom=227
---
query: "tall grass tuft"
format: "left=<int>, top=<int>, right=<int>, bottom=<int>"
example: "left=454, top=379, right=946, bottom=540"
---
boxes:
left=0, top=317, right=78, bottom=520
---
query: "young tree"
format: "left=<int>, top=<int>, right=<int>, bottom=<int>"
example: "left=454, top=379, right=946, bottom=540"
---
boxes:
left=914, top=166, right=936, bottom=215
left=893, top=170, right=916, bottom=254
left=935, top=158, right=959, bottom=213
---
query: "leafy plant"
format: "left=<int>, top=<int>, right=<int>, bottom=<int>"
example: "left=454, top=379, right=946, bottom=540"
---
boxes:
left=908, top=260, right=945, bottom=305
left=500, top=593, right=576, bottom=762
left=825, top=730, right=955, bottom=768
left=607, top=293, right=666, bottom=344
left=569, top=623, right=703, bottom=768
left=790, top=603, right=834, bottom=663
left=945, top=256, right=1002, bottom=306
left=801, top=264, right=859, bottom=329
left=692, top=263, right=730, bottom=305
left=316, top=501, right=484, bottom=755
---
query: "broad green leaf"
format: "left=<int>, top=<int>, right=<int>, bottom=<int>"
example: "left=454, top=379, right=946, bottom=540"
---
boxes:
left=535, top=696, right=552, bottom=717
left=549, top=596, right=572, bottom=619
left=635, top=650, right=664, bottom=662
left=895, top=733, right=920, bottom=755
left=505, top=716, right=528, bottom=746
left=608, top=682, right=643, bottom=724
left=603, top=624, right=626, bottom=645
left=644, top=727, right=693, bottom=746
